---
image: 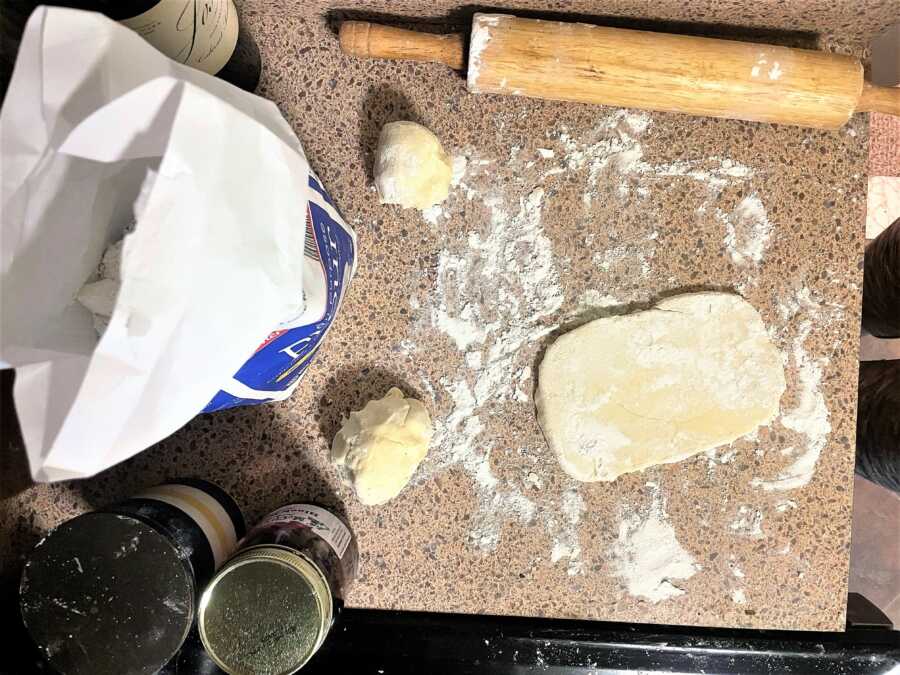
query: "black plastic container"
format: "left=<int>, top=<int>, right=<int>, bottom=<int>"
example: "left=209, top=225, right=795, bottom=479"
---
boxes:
left=19, top=478, right=245, bottom=675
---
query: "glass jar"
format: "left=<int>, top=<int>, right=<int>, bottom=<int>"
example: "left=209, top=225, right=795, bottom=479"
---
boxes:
left=198, top=504, right=359, bottom=674
left=19, top=479, right=245, bottom=675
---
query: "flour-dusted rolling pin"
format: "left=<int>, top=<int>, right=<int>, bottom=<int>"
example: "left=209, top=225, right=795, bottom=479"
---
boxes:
left=340, top=13, right=900, bottom=129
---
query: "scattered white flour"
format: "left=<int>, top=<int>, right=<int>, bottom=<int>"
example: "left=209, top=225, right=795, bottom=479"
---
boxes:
left=729, top=506, right=765, bottom=538
left=611, top=499, right=699, bottom=602
left=748, top=285, right=840, bottom=493
left=547, top=110, right=760, bottom=301
left=751, top=55, right=769, bottom=80
left=413, top=108, right=764, bottom=559
left=417, top=372, right=435, bottom=401
left=554, top=110, right=754, bottom=206
left=731, top=588, right=747, bottom=604
left=397, top=338, right=416, bottom=355
left=551, top=541, right=579, bottom=564
left=421, top=204, right=444, bottom=225
left=577, top=290, right=621, bottom=311
left=753, top=322, right=831, bottom=491
left=451, top=155, right=468, bottom=186
left=561, top=487, right=585, bottom=524
left=592, top=243, right=654, bottom=278
left=524, top=471, right=543, bottom=489
left=776, top=286, right=843, bottom=324
left=720, top=194, right=773, bottom=265
left=466, top=16, right=498, bottom=90
left=775, top=499, right=797, bottom=512
left=465, top=351, right=483, bottom=370
left=548, top=487, right=586, bottom=575
left=431, top=300, right=493, bottom=351
left=50, top=598, right=86, bottom=617
left=419, top=175, right=563, bottom=550
left=622, top=111, right=651, bottom=134
left=705, top=447, right=738, bottom=469
left=436, top=377, right=537, bottom=551
left=513, top=366, right=532, bottom=403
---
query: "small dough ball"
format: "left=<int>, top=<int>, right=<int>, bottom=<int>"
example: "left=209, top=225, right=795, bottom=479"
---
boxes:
left=374, top=121, right=451, bottom=210
left=535, top=293, right=785, bottom=482
left=331, top=387, right=434, bottom=505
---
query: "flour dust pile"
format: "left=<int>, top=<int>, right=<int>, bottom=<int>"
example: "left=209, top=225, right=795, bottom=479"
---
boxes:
left=611, top=497, right=700, bottom=602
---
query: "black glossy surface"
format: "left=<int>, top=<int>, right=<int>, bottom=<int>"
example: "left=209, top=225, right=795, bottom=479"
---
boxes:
left=9, top=591, right=899, bottom=674
left=19, top=514, right=194, bottom=675
left=302, top=598, right=900, bottom=675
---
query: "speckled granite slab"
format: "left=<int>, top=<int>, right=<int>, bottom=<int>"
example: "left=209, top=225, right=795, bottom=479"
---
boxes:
left=3, top=0, right=897, bottom=635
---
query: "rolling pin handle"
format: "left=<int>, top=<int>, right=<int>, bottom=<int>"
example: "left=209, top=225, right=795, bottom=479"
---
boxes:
left=339, top=21, right=466, bottom=71
left=856, top=81, right=900, bottom=116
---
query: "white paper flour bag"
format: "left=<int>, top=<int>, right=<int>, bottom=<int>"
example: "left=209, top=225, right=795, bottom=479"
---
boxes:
left=0, top=8, right=357, bottom=481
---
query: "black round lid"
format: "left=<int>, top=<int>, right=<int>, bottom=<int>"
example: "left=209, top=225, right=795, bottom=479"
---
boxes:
left=19, top=512, right=195, bottom=675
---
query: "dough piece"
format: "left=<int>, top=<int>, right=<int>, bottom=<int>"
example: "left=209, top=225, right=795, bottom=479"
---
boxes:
left=535, top=293, right=785, bottom=482
left=374, top=121, right=452, bottom=210
left=331, top=387, right=434, bottom=505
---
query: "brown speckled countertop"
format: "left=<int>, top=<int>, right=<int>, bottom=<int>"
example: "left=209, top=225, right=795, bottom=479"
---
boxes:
left=2, top=0, right=898, bottom=636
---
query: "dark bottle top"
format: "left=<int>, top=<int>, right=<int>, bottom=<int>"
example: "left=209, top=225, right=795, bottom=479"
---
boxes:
left=198, top=504, right=359, bottom=674
left=19, top=478, right=245, bottom=675
left=63, top=0, right=261, bottom=91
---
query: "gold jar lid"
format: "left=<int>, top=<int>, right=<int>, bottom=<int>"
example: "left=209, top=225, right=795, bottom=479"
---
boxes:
left=198, top=545, right=333, bottom=675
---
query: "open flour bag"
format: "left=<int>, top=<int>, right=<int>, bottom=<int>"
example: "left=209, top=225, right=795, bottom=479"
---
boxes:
left=0, top=7, right=357, bottom=481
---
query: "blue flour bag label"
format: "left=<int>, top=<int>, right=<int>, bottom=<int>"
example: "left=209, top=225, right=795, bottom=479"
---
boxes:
left=203, top=171, right=356, bottom=412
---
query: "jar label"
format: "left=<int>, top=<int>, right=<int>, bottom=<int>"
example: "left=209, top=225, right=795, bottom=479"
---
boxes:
left=259, top=505, right=351, bottom=559
left=121, top=0, right=240, bottom=76
left=137, top=483, right=239, bottom=569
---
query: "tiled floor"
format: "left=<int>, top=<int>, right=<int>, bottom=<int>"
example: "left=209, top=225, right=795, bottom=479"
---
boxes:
left=849, top=476, right=900, bottom=626
left=865, top=113, right=900, bottom=240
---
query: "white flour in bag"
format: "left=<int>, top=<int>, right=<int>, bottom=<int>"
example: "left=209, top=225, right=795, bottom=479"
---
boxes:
left=1, top=7, right=357, bottom=481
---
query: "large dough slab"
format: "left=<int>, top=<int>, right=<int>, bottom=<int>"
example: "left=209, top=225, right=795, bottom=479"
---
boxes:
left=536, top=293, right=786, bottom=481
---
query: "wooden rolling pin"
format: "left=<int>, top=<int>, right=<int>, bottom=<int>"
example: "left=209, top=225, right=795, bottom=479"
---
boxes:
left=340, top=14, right=900, bottom=129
